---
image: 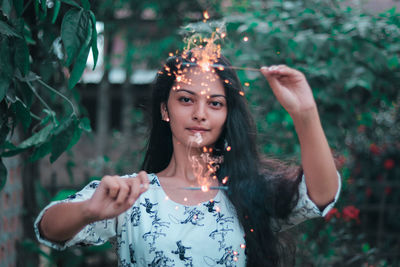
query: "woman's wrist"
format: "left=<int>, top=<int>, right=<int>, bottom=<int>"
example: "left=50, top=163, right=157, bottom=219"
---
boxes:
left=81, top=199, right=99, bottom=224
left=290, top=106, right=319, bottom=130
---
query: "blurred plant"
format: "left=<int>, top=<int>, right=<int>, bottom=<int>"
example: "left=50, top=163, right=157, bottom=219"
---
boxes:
left=0, top=0, right=98, bottom=190
left=219, top=0, right=400, bottom=265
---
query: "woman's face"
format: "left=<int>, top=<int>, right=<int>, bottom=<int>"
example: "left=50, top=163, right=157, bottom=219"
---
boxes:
left=162, top=67, right=227, bottom=148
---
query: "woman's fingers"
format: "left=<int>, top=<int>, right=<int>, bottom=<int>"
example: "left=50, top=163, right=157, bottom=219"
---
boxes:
left=115, top=179, right=130, bottom=205
left=103, top=175, right=120, bottom=199
left=126, top=171, right=149, bottom=205
left=137, top=171, right=150, bottom=193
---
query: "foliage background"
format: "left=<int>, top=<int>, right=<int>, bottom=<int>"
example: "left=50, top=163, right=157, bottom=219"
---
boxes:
left=0, top=0, right=399, bottom=266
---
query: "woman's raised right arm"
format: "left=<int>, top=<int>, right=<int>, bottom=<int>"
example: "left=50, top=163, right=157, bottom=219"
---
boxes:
left=38, top=171, right=150, bottom=244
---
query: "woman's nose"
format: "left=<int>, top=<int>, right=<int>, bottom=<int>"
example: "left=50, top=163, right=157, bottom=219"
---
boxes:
left=192, top=102, right=206, bottom=121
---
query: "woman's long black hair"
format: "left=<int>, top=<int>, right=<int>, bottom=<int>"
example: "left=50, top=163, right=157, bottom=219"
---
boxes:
left=142, top=52, right=302, bottom=266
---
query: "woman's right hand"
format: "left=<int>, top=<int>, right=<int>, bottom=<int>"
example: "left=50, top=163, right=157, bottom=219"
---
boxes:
left=83, top=171, right=150, bottom=222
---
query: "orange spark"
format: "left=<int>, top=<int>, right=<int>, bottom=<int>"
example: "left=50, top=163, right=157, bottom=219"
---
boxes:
left=244, top=82, right=250, bottom=87
left=203, top=146, right=208, bottom=153
left=240, top=244, right=246, bottom=249
left=226, top=146, right=231, bottom=151
left=222, top=176, right=229, bottom=184
left=250, top=229, right=254, bottom=232
left=169, top=52, right=174, bottom=57
left=243, top=36, right=249, bottom=42
left=239, top=91, right=245, bottom=96
left=215, top=206, right=221, bottom=212
left=201, top=185, right=209, bottom=192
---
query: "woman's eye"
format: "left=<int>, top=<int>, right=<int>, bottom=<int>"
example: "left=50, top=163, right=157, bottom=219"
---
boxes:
left=179, top=97, right=192, bottom=103
left=210, top=101, right=223, bottom=107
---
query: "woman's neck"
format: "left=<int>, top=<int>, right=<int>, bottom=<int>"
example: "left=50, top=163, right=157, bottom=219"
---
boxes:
left=157, top=139, right=214, bottom=186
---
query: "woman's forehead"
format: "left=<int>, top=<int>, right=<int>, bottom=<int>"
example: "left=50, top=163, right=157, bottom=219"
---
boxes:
left=172, top=67, right=225, bottom=95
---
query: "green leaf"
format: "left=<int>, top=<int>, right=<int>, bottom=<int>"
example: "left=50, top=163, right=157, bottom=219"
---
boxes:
left=1, top=123, right=53, bottom=157
left=66, top=123, right=82, bottom=150
left=1, top=0, right=12, bottom=18
left=81, top=0, right=90, bottom=10
left=60, top=0, right=81, bottom=8
left=52, top=189, right=77, bottom=201
left=14, top=38, right=30, bottom=76
left=39, top=0, right=47, bottom=20
left=29, top=141, right=52, bottom=162
left=13, top=0, right=24, bottom=16
left=89, top=11, right=98, bottom=70
left=0, top=157, right=7, bottom=191
left=79, top=117, right=91, bottom=132
left=68, top=43, right=90, bottom=89
left=0, top=72, right=10, bottom=102
left=362, top=243, right=370, bottom=253
left=61, top=9, right=90, bottom=67
left=51, top=0, right=61, bottom=24
left=21, top=239, right=54, bottom=263
left=40, top=109, right=57, bottom=126
left=0, top=37, right=14, bottom=78
left=11, top=98, right=31, bottom=131
left=50, top=114, right=78, bottom=163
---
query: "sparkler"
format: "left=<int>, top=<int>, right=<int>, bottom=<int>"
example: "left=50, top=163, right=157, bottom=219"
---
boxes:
left=182, top=62, right=261, bottom=72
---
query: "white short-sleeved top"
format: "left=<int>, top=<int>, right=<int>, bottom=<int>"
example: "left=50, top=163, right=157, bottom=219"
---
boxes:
left=34, top=173, right=341, bottom=267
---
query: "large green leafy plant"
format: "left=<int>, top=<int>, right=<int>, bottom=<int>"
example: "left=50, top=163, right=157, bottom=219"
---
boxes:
left=0, top=0, right=98, bottom=190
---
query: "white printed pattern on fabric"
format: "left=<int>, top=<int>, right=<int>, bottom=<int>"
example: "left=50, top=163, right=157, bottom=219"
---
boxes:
left=34, top=173, right=341, bottom=266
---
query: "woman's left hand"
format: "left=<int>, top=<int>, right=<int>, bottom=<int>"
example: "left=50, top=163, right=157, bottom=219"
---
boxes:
left=260, top=65, right=316, bottom=116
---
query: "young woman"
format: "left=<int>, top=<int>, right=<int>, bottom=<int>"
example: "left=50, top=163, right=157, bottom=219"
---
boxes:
left=35, top=52, right=340, bottom=267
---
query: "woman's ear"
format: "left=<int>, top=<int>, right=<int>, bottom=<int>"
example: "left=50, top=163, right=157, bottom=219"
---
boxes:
left=160, top=103, right=170, bottom=122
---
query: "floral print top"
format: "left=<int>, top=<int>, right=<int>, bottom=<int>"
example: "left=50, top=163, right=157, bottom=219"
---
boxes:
left=34, top=173, right=341, bottom=266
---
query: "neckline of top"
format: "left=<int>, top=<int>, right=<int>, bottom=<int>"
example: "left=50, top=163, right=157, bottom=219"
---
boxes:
left=149, top=173, right=222, bottom=208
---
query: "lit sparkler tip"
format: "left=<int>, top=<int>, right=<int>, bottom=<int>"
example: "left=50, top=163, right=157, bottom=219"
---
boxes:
left=201, top=185, right=209, bottom=192
left=226, top=146, right=232, bottom=151
left=239, top=91, right=245, bottom=96
left=240, top=244, right=246, bottom=249
left=168, top=52, right=174, bottom=57
left=222, top=176, right=229, bottom=184
left=203, top=10, right=210, bottom=20
left=243, top=36, right=249, bottom=42
left=244, top=82, right=250, bottom=87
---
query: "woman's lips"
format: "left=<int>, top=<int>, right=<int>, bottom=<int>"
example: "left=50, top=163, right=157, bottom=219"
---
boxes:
left=186, top=127, right=210, bottom=133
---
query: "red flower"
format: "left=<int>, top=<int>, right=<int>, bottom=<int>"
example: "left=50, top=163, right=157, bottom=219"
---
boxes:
left=385, top=186, right=392, bottom=195
left=357, top=125, right=366, bottom=133
left=369, top=144, right=380, bottom=155
left=325, top=208, right=340, bottom=222
left=365, top=187, right=372, bottom=198
left=384, top=159, right=395, bottom=170
left=342, top=205, right=360, bottom=224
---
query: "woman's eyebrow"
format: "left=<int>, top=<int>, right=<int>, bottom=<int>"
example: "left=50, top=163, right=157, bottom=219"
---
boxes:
left=175, top=89, right=226, bottom=98
left=175, top=89, right=195, bottom=95
left=209, top=94, right=227, bottom=99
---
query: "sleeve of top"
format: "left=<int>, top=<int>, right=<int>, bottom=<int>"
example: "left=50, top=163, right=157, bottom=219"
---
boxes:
left=275, top=171, right=341, bottom=231
left=34, top=180, right=117, bottom=250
